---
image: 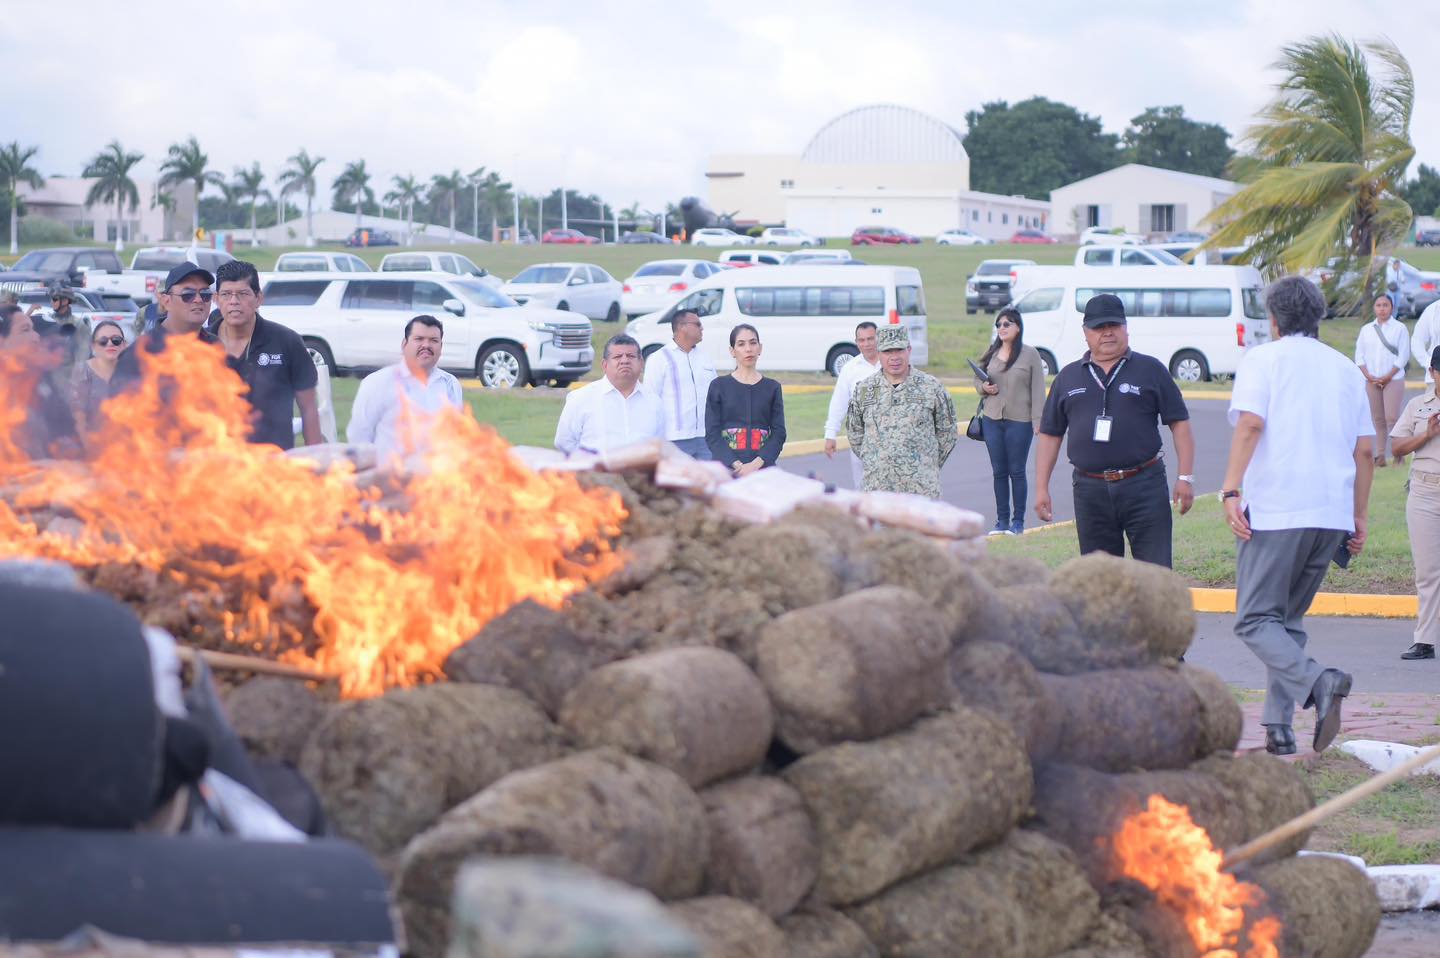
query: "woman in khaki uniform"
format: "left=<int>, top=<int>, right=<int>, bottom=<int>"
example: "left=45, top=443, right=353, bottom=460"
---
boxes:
left=1390, top=345, right=1440, bottom=660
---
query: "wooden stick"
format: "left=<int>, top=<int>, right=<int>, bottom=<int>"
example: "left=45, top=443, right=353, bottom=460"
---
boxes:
left=1223, top=742, right=1440, bottom=871
left=174, top=645, right=336, bottom=683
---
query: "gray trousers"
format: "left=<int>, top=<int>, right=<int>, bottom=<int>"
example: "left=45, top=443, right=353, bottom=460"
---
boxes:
left=1234, top=527, right=1347, bottom=726
left=672, top=436, right=712, bottom=461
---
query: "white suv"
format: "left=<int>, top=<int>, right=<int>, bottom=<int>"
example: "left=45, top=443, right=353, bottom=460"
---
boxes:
left=758, top=227, right=819, bottom=247
left=1079, top=227, right=1145, bottom=246
left=691, top=228, right=755, bottom=247
left=379, top=251, right=503, bottom=288
left=259, top=271, right=593, bottom=388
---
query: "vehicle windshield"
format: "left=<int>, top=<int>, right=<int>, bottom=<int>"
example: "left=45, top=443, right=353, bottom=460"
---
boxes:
left=635, top=263, right=685, bottom=277
left=131, top=251, right=187, bottom=271
left=13, top=251, right=74, bottom=271
left=455, top=280, right=517, bottom=308
left=1242, top=287, right=1266, bottom=320
left=977, top=262, right=1018, bottom=275
left=511, top=266, right=571, bottom=284
left=1145, top=249, right=1185, bottom=265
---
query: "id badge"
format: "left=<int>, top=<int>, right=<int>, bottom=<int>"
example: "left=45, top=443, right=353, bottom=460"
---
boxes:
left=1093, top=415, right=1113, bottom=443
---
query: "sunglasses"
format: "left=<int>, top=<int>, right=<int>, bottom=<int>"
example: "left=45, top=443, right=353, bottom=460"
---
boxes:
left=94, top=336, right=125, bottom=347
left=169, top=288, right=215, bottom=303
left=996, top=320, right=1017, bottom=328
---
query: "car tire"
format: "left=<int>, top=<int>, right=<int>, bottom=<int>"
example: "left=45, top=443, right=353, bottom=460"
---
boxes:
left=605, top=302, right=621, bottom=323
left=966, top=308, right=977, bottom=315
left=556, top=301, right=569, bottom=311
left=303, top=337, right=338, bottom=377
left=1037, top=349, right=1058, bottom=377
left=826, top=344, right=860, bottom=378
left=1169, top=349, right=1210, bottom=383
left=476, top=343, right=530, bottom=389
left=767, top=241, right=778, bottom=246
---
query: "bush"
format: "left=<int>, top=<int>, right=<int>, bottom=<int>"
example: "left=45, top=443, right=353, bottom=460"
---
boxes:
left=747, top=226, right=764, bottom=237
left=19, top=218, right=87, bottom=244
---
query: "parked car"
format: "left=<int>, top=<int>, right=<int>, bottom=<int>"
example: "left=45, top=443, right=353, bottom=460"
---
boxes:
left=626, top=264, right=928, bottom=375
left=1074, top=246, right=1184, bottom=267
left=260, top=271, right=593, bottom=388
left=758, top=227, right=820, bottom=247
left=344, top=229, right=398, bottom=247
left=1311, top=255, right=1436, bottom=318
left=2, top=247, right=125, bottom=294
left=966, top=259, right=1037, bottom=314
left=1151, top=230, right=1207, bottom=244
left=691, top=228, right=755, bottom=247
left=720, top=250, right=788, bottom=267
left=1009, top=229, right=1057, bottom=245
left=541, top=228, right=599, bottom=245
left=620, top=260, right=725, bottom=318
left=782, top=249, right=854, bottom=265
left=276, top=251, right=372, bottom=273
left=1078, top=227, right=1144, bottom=246
left=936, top=229, right=992, bottom=246
left=1415, top=229, right=1440, bottom=248
left=850, top=226, right=919, bottom=245
left=17, top=287, right=138, bottom=339
left=500, top=262, right=624, bottom=322
left=123, top=247, right=236, bottom=303
left=620, top=231, right=675, bottom=244
left=0, top=246, right=231, bottom=306
left=379, top=251, right=502, bottom=288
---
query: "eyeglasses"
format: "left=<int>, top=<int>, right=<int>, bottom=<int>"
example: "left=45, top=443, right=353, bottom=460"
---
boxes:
left=996, top=320, right=1017, bottom=328
left=169, top=288, right=215, bottom=303
left=216, top=289, right=255, bottom=302
left=94, top=335, right=125, bottom=347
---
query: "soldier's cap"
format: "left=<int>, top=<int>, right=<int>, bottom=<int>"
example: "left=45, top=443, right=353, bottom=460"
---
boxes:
left=1431, top=345, right=1440, bottom=371
left=1082, top=293, right=1127, bottom=329
left=164, top=261, right=215, bottom=292
left=47, top=283, right=75, bottom=301
left=876, top=325, right=910, bottom=351
left=32, top=317, right=75, bottom=339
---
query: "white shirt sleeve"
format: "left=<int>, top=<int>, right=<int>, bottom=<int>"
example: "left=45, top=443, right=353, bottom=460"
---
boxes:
left=824, top=362, right=855, bottom=440
left=1354, top=326, right=1368, bottom=368
left=1397, top=322, right=1411, bottom=374
left=1413, top=304, right=1438, bottom=369
left=346, top=371, right=382, bottom=444
left=644, top=348, right=671, bottom=421
left=554, top=392, right=583, bottom=454
left=1350, top=366, right=1376, bottom=438
left=1228, top=350, right=1269, bottom=424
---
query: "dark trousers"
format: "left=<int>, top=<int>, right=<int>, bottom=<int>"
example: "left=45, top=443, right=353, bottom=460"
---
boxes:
left=981, top=417, right=1033, bottom=526
left=1071, top=463, right=1172, bottom=567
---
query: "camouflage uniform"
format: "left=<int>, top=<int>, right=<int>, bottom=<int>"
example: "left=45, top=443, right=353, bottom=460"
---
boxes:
left=846, top=327, right=958, bottom=499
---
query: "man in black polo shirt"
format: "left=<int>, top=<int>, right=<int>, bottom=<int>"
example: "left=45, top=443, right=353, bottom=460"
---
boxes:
left=212, top=260, right=320, bottom=450
left=1034, top=293, right=1196, bottom=567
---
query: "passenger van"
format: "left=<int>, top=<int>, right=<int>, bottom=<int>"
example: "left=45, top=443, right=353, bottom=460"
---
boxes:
left=626, top=264, right=927, bottom=376
left=1009, top=265, right=1268, bottom=382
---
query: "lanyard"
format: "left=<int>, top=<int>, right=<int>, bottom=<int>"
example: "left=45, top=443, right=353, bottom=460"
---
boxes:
left=1086, top=357, right=1127, bottom=417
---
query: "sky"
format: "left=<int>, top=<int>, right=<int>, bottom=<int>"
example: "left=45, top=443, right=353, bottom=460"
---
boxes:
left=5, top=0, right=1437, bottom=215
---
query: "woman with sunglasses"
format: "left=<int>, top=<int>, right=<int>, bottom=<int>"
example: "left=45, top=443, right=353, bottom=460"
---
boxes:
left=973, top=307, right=1047, bottom=535
left=71, top=320, right=125, bottom=433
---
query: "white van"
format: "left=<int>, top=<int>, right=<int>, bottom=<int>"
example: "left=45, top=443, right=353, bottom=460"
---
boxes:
left=1010, top=265, right=1269, bottom=382
left=626, top=264, right=927, bottom=376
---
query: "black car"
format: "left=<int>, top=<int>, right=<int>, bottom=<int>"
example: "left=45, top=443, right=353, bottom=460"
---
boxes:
left=965, top=259, right=1033, bottom=314
left=620, top=231, right=674, bottom=244
left=0, top=246, right=125, bottom=292
left=344, top=229, right=399, bottom=248
left=1416, top=229, right=1440, bottom=248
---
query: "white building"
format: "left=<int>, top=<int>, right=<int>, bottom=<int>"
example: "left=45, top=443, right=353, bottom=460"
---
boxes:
left=706, top=104, right=1050, bottom=240
left=18, top=177, right=194, bottom=244
left=1048, top=164, right=1240, bottom=239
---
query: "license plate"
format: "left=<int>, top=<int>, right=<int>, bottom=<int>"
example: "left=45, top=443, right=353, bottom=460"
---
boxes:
left=985, top=296, right=1003, bottom=305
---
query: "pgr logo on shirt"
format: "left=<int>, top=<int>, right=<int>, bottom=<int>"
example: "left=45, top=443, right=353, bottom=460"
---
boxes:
left=1118, top=382, right=1141, bottom=396
left=256, top=353, right=284, bottom=367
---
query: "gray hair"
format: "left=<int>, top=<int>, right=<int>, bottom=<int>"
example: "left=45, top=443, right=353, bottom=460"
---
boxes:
left=1264, top=275, right=1325, bottom=338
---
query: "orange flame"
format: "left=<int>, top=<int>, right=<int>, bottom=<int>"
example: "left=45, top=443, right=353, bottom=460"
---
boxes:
left=0, top=336, right=626, bottom=697
left=1111, top=795, right=1281, bottom=958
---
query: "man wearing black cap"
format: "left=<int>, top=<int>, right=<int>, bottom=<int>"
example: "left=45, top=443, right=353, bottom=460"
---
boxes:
left=111, top=261, right=219, bottom=389
left=1034, top=293, right=1195, bottom=566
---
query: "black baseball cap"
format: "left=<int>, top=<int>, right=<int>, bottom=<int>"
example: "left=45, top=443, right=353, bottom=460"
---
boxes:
left=164, top=261, right=214, bottom=292
left=1431, top=346, right=1440, bottom=371
left=1082, top=293, right=1127, bottom=329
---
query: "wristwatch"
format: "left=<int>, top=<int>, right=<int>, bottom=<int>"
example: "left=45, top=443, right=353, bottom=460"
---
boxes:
left=1177, top=474, right=1195, bottom=484
left=1218, top=489, right=1241, bottom=503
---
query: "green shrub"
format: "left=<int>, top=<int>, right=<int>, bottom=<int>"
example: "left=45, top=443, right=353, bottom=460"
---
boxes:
left=19, top=218, right=87, bottom=244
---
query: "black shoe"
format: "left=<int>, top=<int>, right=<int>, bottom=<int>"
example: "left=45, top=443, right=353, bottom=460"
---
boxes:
left=1305, top=668, right=1353, bottom=753
left=1401, top=643, right=1435, bottom=660
left=1265, top=725, right=1296, bottom=756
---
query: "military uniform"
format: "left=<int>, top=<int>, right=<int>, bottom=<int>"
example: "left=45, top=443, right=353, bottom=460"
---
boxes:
left=1391, top=380, right=1440, bottom=656
left=846, top=326, right=957, bottom=499
left=47, top=288, right=90, bottom=376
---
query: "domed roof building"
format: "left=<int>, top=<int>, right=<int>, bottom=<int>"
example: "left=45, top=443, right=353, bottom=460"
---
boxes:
left=800, top=104, right=968, bottom=166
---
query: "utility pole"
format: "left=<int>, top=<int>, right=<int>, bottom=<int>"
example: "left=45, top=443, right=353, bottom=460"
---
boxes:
left=511, top=154, right=521, bottom=244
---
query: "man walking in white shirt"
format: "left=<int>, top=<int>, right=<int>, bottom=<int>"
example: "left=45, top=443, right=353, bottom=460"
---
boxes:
left=823, top=321, right=880, bottom=487
left=644, top=308, right=715, bottom=459
left=555, top=334, right=665, bottom=456
left=347, top=315, right=464, bottom=460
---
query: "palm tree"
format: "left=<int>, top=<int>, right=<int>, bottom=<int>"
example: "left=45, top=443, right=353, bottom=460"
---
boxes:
left=468, top=166, right=491, bottom=239
left=0, top=142, right=44, bottom=256
left=430, top=170, right=466, bottom=244
left=83, top=141, right=144, bottom=252
left=479, top=171, right=512, bottom=240
left=1201, top=35, right=1415, bottom=308
left=277, top=149, right=325, bottom=248
left=158, top=136, right=225, bottom=238
left=385, top=174, right=423, bottom=246
left=231, top=163, right=272, bottom=248
left=332, top=160, right=375, bottom=233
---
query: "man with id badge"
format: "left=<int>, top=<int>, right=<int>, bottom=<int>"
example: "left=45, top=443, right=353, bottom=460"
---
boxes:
left=1033, top=293, right=1195, bottom=567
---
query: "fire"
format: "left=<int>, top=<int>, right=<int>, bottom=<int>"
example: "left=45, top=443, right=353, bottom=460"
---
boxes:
left=1111, top=795, right=1282, bottom=958
left=0, top=337, right=626, bottom=697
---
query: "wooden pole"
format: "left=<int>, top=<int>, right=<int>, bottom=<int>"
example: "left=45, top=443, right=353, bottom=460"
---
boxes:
left=174, top=645, right=336, bottom=683
left=1223, top=742, right=1440, bottom=871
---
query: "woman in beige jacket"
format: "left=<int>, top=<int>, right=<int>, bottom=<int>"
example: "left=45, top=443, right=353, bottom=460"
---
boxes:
left=973, top=307, right=1047, bottom=535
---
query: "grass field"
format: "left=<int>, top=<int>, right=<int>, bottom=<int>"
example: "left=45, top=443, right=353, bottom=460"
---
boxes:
left=1300, top=749, right=1440, bottom=865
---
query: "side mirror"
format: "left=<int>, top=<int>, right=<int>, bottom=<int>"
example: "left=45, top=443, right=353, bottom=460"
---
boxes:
left=443, top=298, right=465, bottom=316
left=568, top=276, right=586, bottom=286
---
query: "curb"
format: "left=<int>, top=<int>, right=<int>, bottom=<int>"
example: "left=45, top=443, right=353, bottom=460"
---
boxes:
left=1190, top=587, right=1417, bottom=618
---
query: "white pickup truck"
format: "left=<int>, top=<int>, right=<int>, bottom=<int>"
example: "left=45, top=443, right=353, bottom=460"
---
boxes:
left=87, top=247, right=236, bottom=304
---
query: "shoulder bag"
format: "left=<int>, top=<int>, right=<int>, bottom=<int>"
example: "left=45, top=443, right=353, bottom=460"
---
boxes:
left=966, top=396, right=986, bottom=441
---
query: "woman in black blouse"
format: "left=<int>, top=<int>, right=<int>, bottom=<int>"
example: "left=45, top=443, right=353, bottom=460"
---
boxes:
left=705, top=323, right=786, bottom=475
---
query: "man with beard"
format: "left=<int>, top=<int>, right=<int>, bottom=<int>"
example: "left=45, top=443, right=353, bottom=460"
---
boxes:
left=347, top=314, right=464, bottom=460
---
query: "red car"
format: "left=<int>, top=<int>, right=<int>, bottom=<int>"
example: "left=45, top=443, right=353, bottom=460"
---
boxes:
left=850, top=226, right=920, bottom=245
left=1009, top=229, right=1057, bottom=244
left=540, top=228, right=599, bottom=245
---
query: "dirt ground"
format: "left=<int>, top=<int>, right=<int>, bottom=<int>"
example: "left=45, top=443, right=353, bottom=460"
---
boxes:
left=1367, top=911, right=1440, bottom=957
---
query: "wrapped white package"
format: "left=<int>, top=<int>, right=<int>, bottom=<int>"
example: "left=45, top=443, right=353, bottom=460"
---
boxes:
left=855, top=491, right=987, bottom=539
left=599, top=438, right=679, bottom=472
left=510, top=445, right=600, bottom=472
left=654, top=456, right=733, bottom=496
left=711, top=469, right=827, bottom=523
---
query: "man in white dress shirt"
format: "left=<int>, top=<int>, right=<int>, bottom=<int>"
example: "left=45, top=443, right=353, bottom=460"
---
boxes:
left=823, top=321, right=881, bottom=487
left=1414, top=298, right=1440, bottom=387
left=644, top=308, right=716, bottom=459
left=555, top=334, right=665, bottom=455
left=347, top=314, right=465, bottom=460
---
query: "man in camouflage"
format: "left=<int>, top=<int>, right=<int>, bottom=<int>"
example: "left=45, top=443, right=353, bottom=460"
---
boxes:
left=846, top=324, right=958, bottom=498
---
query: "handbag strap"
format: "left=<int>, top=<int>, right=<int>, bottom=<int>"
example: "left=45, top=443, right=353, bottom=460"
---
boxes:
left=1372, top=322, right=1400, bottom=357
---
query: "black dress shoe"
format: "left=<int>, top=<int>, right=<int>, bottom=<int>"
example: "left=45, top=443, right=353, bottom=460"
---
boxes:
left=1265, top=725, right=1296, bottom=756
left=1305, top=668, right=1353, bottom=753
left=1401, top=643, right=1435, bottom=660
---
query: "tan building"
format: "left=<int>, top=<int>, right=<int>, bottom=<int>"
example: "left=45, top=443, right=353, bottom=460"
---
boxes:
left=706, top=104, right=1047, bottom=240
left=1048, top=163, right=1239, bottom=239
left=18, top=176, right=194, bottom=245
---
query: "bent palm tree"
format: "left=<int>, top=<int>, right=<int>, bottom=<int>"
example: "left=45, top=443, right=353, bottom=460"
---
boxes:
left=1201, top=35, right=1414, bottom=311
left=231, top=163, right=271, bottom=247
left=386, top=174, right=423, bottom=245
left=0, top=142, right=44, bottom=256
left=431, top=170, right=465, bottom=244
left=158, top=136, right=226, bottom=238
left=83, top=141, right=144, bottom=252
left=277, top=150, right=325, bottom=248
left=332, top=160, right=375, bottom=233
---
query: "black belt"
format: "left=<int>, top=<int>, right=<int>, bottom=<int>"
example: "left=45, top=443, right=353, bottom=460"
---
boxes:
left=1079, top=455, right=1161, bottom=482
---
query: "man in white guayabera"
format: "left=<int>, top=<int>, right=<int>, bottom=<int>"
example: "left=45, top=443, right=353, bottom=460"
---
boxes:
left=555, top=334, right=664, bottom=456
left=824, top=321, right=881, bottom=487
left=644, top=308, right=716, bottom=460
left=347, top=315, right=464, bottom=460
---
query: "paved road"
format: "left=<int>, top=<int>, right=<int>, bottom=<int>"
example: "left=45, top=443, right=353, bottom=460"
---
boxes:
left=779, top=396, right=1236, bottom=527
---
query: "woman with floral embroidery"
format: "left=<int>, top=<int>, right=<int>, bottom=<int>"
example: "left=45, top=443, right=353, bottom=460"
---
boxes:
left=705, top=323, right=786, bottom=475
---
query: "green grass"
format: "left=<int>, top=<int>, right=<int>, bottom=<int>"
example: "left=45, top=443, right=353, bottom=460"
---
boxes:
left=986, top=463, right=1418, bottom=593
left=1300, top=751, right=1440, bottom=864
